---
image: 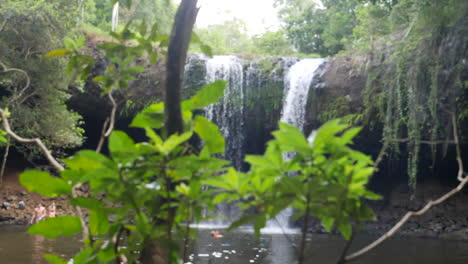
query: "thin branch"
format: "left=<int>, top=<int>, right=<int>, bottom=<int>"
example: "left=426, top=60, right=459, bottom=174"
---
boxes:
left=104, top=92, right=117, bottom=137
left=452, top=114, right=464, bottom=182
left=0, top=109, right=63, bottom=171
left=96, top=117, right=110, bottom=153
left=0, top=61, right=31, bottom=107
left=373, top=141, right=389, bottom=170
left=386, top=138, right=457, bottom=145
left=345, top=114, right=466, bottom=262
left=96, top=92, right=117, bottom=153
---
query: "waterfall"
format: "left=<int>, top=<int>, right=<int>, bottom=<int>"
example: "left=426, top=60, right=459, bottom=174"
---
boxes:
left=184, top=55, right=327, bottom=232
left=281, top=59, right=326, bottom=130
left=204, top=55, right=245, bottom=170
left=111, top=2, right=119, bottom=32
left=264, top=58, right=326, bottom=233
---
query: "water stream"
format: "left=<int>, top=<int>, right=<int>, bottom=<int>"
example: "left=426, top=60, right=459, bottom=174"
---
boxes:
left=265, top=58, right=326, bottom=232
left=1, top=226, right=467, bottom=264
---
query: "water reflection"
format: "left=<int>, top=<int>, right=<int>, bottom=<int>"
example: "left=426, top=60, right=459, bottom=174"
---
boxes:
left=31, top=234, right=47, bottom=263
left=1, top=226, right=468, bottom=264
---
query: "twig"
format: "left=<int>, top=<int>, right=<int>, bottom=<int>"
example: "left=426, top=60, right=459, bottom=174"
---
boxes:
left=0, top=109, right=63, bottom=171
left=386, top=138, right=457, bottom=145
left=0, top=136, right=10, bottom=185
left=96, top=117, right=110, bottom=153
left=345, top=114, right=466, bottom=262
left=104, top=92, right=117, bottom=137
left=0, top=61, right=31, bottom=107
left=337, top=224, right=356, bottom=264
left=373, top=141, right=389, bottom=170
left=96, top=92, right=117, bottom=153
left=0, top=108, right=90, bottom=239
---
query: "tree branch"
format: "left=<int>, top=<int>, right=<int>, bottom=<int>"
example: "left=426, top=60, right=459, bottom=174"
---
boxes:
left=345, top=113, right=466, bottom=262
left=0, top=61, right=31, bottom=107
left=96, top=92, right=117, bottom=153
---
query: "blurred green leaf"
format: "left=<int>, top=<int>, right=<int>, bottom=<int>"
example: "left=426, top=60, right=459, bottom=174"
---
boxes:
left=28, top=216, right=81, bottom=238
left=20, top=170, right=71, bottom=197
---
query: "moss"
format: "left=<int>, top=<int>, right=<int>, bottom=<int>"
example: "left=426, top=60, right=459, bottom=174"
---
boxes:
left=317, top=96, right=353, bottom=123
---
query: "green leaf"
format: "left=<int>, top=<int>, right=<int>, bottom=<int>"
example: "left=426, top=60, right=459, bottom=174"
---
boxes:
left=20, top=170, right=71, bottom=197
left=363, top=190, right=382, bottom=200
left=130, top=103, right=165, bottom=129
left=200, top=44, right=213, bottom=57
left=182, top=80, right=226, bottom=111
left=89, top=210, right=109, bottom=235
left=321, top=217, right=335, bottom=232
left=45, top=49, right=72, bottom=58
left=273, top=122, right=310, bottom=154
left=160, top=132, right=193, bottom=155
left=338, top=221, right=352, bottom=240
left=43, top=254, right=66, bottom=264
left=109, top=131, right=135, bottom=157
left=194, top=116, right=225, bottom=155
left=28, top=216, right=81, bottom=238
left=69, top=197, right=104, bottom=211
left=228, top=214, right=258, bottom=231
left=73, top=248, right=94, bottom=264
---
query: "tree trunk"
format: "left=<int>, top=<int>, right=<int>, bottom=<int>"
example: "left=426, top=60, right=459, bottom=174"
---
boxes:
left=141, top=1, right=199, bottom=263
left=164, top=0, right=199, bottom=136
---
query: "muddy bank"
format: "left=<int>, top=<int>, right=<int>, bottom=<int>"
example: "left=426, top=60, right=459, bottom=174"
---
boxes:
left=0, top=169, right=75, bottom=226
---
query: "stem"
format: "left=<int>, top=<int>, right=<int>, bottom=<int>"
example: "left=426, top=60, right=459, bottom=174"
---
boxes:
left=0, top=136, right=10, bottom=186
left=183, top=205, right=191, bottom=262
left=299, top=193, right=311, bottom=264
left=336, top=223, right=357, bottom=264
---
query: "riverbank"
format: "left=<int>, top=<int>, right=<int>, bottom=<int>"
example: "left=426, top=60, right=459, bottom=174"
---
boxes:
left=307, top=180, right=468, bottom=241
left=1, top=168, right=467, bottom=241
left=0, top=168, right=75, bottom=225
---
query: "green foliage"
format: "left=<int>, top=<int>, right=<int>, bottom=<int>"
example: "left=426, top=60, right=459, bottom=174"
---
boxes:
left=0, top=0, right=85, bottom=157
left=19, top=170, right=71, bottom=197
left=209, top=119, right=379, bottom=240
left=359, top=0, right=467, bottom=189
left=192, top=18, right=253, bottom=55
left=83, top=0, right=176, bottom=34
left=274, top=0, right=400, bottom=56
left=251, top=30, right=295, bottom=56
left=28, top=216, right=82, bottom=238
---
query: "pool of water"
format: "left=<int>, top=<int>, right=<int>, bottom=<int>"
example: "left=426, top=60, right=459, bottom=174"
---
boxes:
left=1, top=226, right=468, bottom=263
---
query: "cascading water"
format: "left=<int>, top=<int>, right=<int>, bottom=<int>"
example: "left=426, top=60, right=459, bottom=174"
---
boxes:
left=205, top=55, right=245, bottom=170
left=281, top=59, right=326, bottom=130
left=264, top=58, right=326, bottom=233
left=184, top=55, right=327, bottom=232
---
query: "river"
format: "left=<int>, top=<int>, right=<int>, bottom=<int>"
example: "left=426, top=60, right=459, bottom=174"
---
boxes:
left=1, top=226, right=468, bottom=263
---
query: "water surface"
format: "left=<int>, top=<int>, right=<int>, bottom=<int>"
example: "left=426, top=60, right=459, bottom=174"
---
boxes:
left=1, top=226, right=467, bottom=264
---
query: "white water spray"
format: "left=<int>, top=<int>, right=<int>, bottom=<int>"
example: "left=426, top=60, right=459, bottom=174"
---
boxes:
left=264, top=58, right=326, bottom=233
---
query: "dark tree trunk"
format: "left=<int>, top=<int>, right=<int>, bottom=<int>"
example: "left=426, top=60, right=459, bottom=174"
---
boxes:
left=141, top=1, right=199, bottom=263
left=164, top=0, right=199, bottom=136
